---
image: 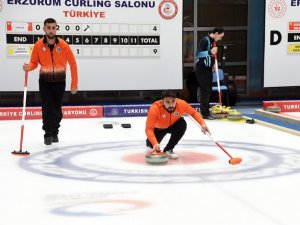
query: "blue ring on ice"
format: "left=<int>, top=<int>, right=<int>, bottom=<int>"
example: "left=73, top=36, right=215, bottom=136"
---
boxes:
left=19, top=140, right=300, bottom=184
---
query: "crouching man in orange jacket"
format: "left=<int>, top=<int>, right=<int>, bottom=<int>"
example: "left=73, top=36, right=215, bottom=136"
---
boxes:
left=145, top=90, right=210, bottom=159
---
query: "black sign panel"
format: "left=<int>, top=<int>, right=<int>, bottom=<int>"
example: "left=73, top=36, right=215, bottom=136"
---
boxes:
left=73, top=35, right=83, bottom=45
left=288, top=33, right=300, bottom=42
left=62, top=35, right=73, bottom=44
left=33, top=35, right=44, bottom=44
left=6, top=34, right=34, bottom=44
left=101, top=36, right=111, bottom=45
left=138, top=36, right=160, bottom=45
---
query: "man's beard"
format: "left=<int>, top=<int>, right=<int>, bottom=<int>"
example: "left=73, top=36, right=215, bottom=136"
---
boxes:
left=46, top=34, right=55, bottom=39
left=165, top=107, right=175, bottom=113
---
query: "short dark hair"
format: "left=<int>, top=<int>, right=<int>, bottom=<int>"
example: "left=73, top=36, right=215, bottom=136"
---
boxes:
left=162, top=90, right=177, bottom=98
left=212, top=27, right=224, bottom=34
left=44, top=18, right=56, bottom=26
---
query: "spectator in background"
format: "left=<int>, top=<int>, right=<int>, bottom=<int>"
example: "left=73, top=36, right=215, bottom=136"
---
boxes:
left=195, top=27, right=224, bottom=120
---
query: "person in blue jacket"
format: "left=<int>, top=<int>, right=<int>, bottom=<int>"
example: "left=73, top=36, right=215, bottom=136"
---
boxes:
left=195, top=27, right=224, bottom=120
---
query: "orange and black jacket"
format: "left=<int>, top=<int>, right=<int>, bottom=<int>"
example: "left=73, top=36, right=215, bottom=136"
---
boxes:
left=145, top=98, right=206, bottom=146
left=28, top=36, right=78, bottom=89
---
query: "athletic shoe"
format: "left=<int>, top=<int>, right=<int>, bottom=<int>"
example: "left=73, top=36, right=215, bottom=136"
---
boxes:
left=52, top=135, right=59, bottom=143
left=44, top=136, right=52, bottom=145
left=164, top=149, right=178, bottom=159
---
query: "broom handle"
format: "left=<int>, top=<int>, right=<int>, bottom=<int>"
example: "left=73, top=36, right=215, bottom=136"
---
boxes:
left=205, top=132, right=233, bottom=159
left=188, top=114, right=233, bottom=159
left=213, top=42, right=222, bottom=105
left=19, top=71, right=28, bottom=151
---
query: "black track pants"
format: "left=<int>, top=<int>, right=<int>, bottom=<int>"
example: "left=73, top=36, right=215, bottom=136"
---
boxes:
left=195, top=64, right=213, bottom=117
left=39, top=79, right=66, bottom=136
left=146, top=117, right=187, bottom=151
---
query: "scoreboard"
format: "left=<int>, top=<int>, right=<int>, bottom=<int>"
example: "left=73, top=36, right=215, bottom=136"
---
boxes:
left=0, top=0, right=183, bottom=91
left=6, top=21, right=161, bottom=58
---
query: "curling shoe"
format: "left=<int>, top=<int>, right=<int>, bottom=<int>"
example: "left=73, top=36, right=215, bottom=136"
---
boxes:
left=52, top=135, right=59, bottom=143
left=164, top=149, right=178, bottom=159
left=44, top=136, right=52, bottom=145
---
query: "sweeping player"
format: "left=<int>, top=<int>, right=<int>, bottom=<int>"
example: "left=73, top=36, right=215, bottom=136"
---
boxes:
left=22, top=18, right=78, bottom=145
left=195, top=27, right=224, bottom=120
left=145, top=90, right=210, bottom=159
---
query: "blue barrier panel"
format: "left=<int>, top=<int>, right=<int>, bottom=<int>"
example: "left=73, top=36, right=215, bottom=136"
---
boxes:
left=103, top=104, right=151, bottom=117
left=103, top=103, right=217, bottom=118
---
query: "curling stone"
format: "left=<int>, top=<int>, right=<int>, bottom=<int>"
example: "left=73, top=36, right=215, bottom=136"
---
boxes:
left=210, top=105, right=227, bottom=119
left=226, top=109, right=243, bottom=121
left=222, top=106, right=233, bottom=114
left=145, top=151, right=169, bottom=165
left=266, top=106, right=281, bottom=113
left=210, top=112, right=226, bottom=119
left=210, top=113, right=226, bottom=119
left=210, top=105, right=223, bottom=114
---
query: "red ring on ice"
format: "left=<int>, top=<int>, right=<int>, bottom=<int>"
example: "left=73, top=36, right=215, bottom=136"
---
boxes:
left=122, top=151, right=216, bottom=165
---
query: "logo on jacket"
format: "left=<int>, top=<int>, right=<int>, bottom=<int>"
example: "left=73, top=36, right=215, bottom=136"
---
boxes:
left=161, top=114, right=166, bottom=119
left=56, top=47, right=61, bottom=53
left=42, top=46, right=46, bottom=52
left=173, top=112, right=179, bottom=116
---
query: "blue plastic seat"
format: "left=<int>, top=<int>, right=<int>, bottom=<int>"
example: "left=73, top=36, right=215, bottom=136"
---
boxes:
left=212, top=69, right=228, bottom=91
left=197, top=69, right=229, bottom=105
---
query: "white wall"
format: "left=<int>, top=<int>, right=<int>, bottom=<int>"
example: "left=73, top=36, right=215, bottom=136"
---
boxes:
left=264, top=0, right=300, bottom=87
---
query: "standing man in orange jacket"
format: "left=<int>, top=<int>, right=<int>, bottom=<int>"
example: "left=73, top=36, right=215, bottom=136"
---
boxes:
left=145, top=90, right=210, bottom=159
left=23, top=18, right=78, bottom=145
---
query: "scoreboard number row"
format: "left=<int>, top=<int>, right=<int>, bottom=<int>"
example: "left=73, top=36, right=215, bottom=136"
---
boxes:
left=72, top=47, right=160, bottom=57
left=6, top=45, right=160, bottom=57
left=7, top=34, right=160, bottom=46
left=10, top=22, right=160, bottom=34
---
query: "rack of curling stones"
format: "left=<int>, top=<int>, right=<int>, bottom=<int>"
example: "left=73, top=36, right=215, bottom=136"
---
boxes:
left=210, top=105, right=243, bottom=121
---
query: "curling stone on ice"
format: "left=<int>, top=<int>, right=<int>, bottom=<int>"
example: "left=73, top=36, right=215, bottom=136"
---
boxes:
left=145, top=151, right=169, bottom=165
left=226, top=109, right=243, bottom=121
left=210, top=105, right=228, bottom=119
